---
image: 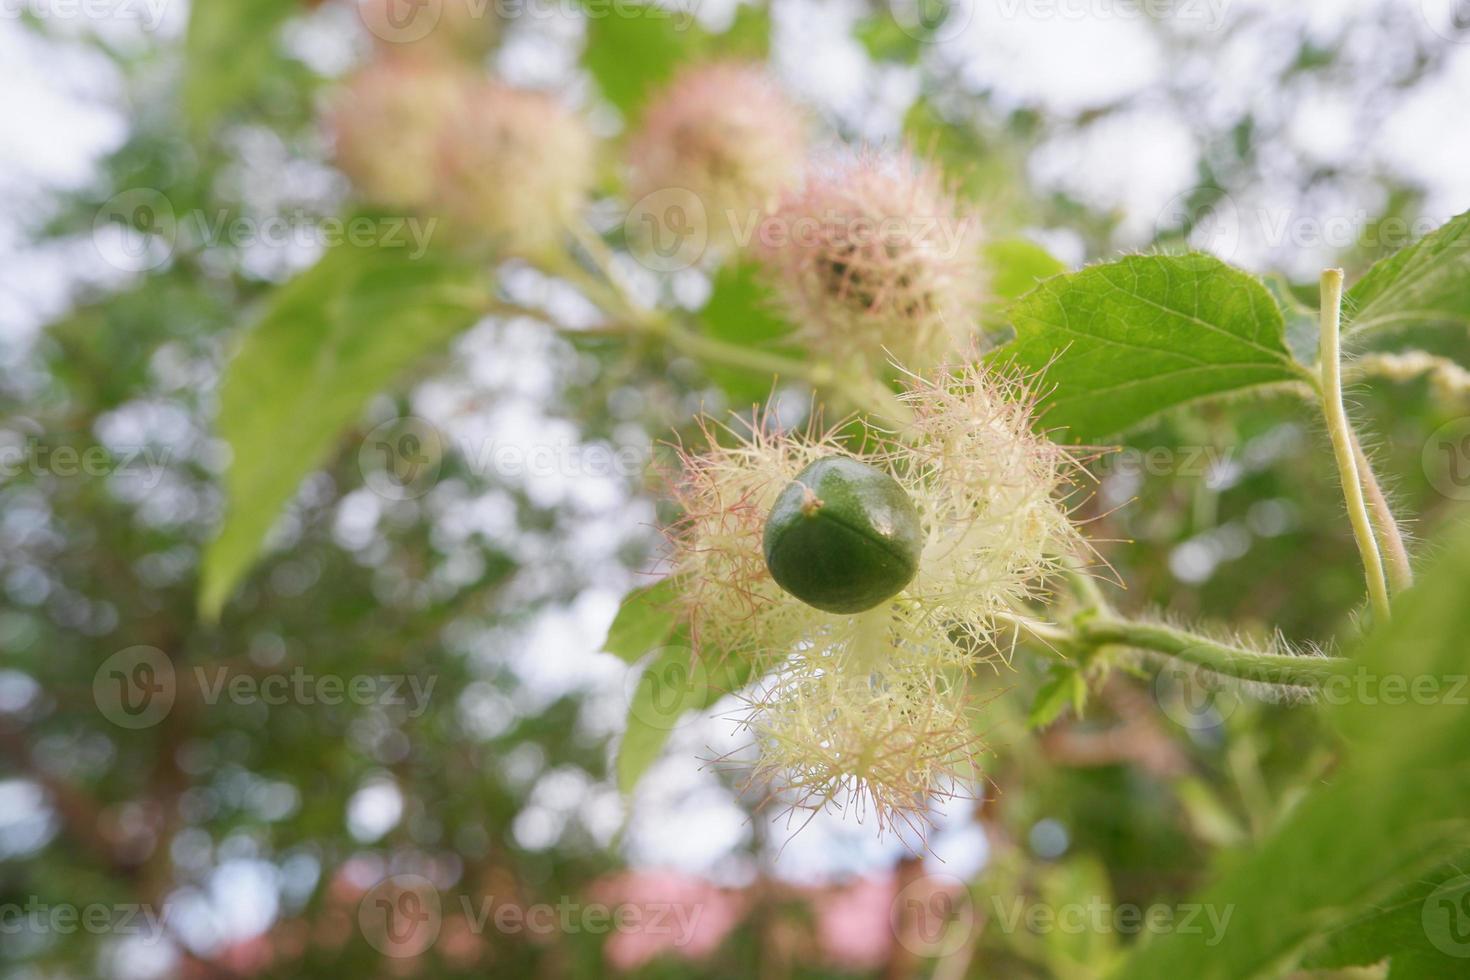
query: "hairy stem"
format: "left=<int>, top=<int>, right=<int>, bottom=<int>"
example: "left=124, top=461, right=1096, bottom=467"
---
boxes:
left=1348, top=428, right=1414, bottom=593
left=556, top=230, right=917, bottom=424
left=1078, top=618, right=1350, bottom=688
left=1317, top=268, right=1391, bottom=621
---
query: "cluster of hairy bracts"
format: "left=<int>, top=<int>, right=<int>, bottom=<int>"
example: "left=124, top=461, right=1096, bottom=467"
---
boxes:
left=627, top=62, right=807, bottom=254
left=328, top=65, right=594, bottom=258
left=665, top=362, right=1085, bottom=835
left=758, top=151, right=985, bottom=376
left=435, top=80, right=596, bottom=258
left=329, top=60, right=472, bottom=211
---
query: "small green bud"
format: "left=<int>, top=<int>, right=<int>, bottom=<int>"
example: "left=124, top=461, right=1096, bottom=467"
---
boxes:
left=762, top=456, right=924, bottom=614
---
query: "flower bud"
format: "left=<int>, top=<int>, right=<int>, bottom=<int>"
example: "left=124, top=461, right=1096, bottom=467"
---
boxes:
left=436, top=81, right=596, bottom=258
left=759, top=151, right=984, bottom=374
left=627, top=62, right=807, bottom=255
left=666, top=362, right=1084, bottom=835
left=329, top=60, right=470, bottom=211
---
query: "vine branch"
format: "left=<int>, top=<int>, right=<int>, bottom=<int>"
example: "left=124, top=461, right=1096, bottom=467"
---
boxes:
left=1317, top=268, right=1392, bottom=621
left=1076, top=617, right=1350, bottom=688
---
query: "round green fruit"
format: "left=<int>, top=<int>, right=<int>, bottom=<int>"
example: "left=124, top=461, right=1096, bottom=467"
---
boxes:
left=762, top=456, right=924, bottom=614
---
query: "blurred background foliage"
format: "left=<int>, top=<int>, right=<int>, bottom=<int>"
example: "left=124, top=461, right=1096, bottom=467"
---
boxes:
left=3, top=0, right=1470, bottom=976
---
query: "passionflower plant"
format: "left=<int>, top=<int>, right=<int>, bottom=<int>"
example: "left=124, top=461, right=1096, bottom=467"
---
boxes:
left=665, top=362, right=1086, bottom=831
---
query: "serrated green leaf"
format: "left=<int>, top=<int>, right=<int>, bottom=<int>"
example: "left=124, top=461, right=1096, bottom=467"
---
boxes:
left=1029, top=665, right=1086, bottom=729
left=1116, top=515, right=1470, bottom=980
left=617, top=639, right=753, bottom=794
left=603, top=579, right=681, bottom=664
left=1346, top=210, right=1470, bottom=337
left=184, top=0, right=296, bottom=127
left=994, top=253, right=1309, bottom=443
left=200, top=239, right=488, bottom=619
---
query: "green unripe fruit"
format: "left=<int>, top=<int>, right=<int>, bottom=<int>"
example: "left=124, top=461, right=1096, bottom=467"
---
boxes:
left=762, top=456, right=924, bottom=614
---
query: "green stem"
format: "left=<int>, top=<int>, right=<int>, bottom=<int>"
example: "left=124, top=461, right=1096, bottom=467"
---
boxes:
left=1317, top=268, right=1392, bottom=621
left=657, top=317, right=834, bottom=384
left=557, top=228, right=916, bottom=425
left=1078, top=618, right=1351, bottom=688
left=1348, top=428, right=1414, bottom=594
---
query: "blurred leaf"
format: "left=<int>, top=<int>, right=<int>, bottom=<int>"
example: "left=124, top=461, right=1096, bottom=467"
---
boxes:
left=718, top=3, right=772, bottom=59
left=1174, top=778, right=1247, bottom=849
left=617, top=639, right=753, bottom=793
left=1117, top=516, right=1470, bottom=979
left=698, top=261, right=798, bottom=402
left=1347, top=209, right=1470, bottom=337
left=1302, top=858, right=1470, bottom=978
left=582, top=2, right=691, bottom=116
left=603, top=578, right=680, bottom=664
left=581, top=2, right=771, bottom=118
left=199, top=238, right=489, bottom=620
left=1029, top=664, right=1086, bottom=729
left=984, top=238, right=1066, bottom=306
left=854, top=15, right=924, bottom=63
left=993, top=253, right=1308, bottom=443
left=184, top=0, right=296, bottom=127
left=1039, top=856, right=1122, bottom=976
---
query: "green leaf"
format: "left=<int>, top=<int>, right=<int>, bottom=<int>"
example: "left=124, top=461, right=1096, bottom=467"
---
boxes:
left=1028, top=665, right=1086, bottom=729
left=717, top=3, right=772, bottom=59
left=602, top=579, right=681, bottom=664
left=1303, top=858, right=1470, bottom=979
left=1346, top=210, right=1470, bottom=336
left=698, top=261, right=798, bottom=402
left=184, top=0, right=297, bottom=127
left=984, top=238, right=1066, bottom=307
left=199, top=239, right=489, bottom=620
left=1039, top=857, right=1122, bottom=976
left=854, top=15, right=925, bottom=63
left=617, top=639, right=753, bottom=794
left=581, top=2, right=691, bottom=116
left=993, top=253, right=1309, bottom=443
left=581, top=2, right=770, bottom=118
left=1116, top=516, right=1470, bottom=979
